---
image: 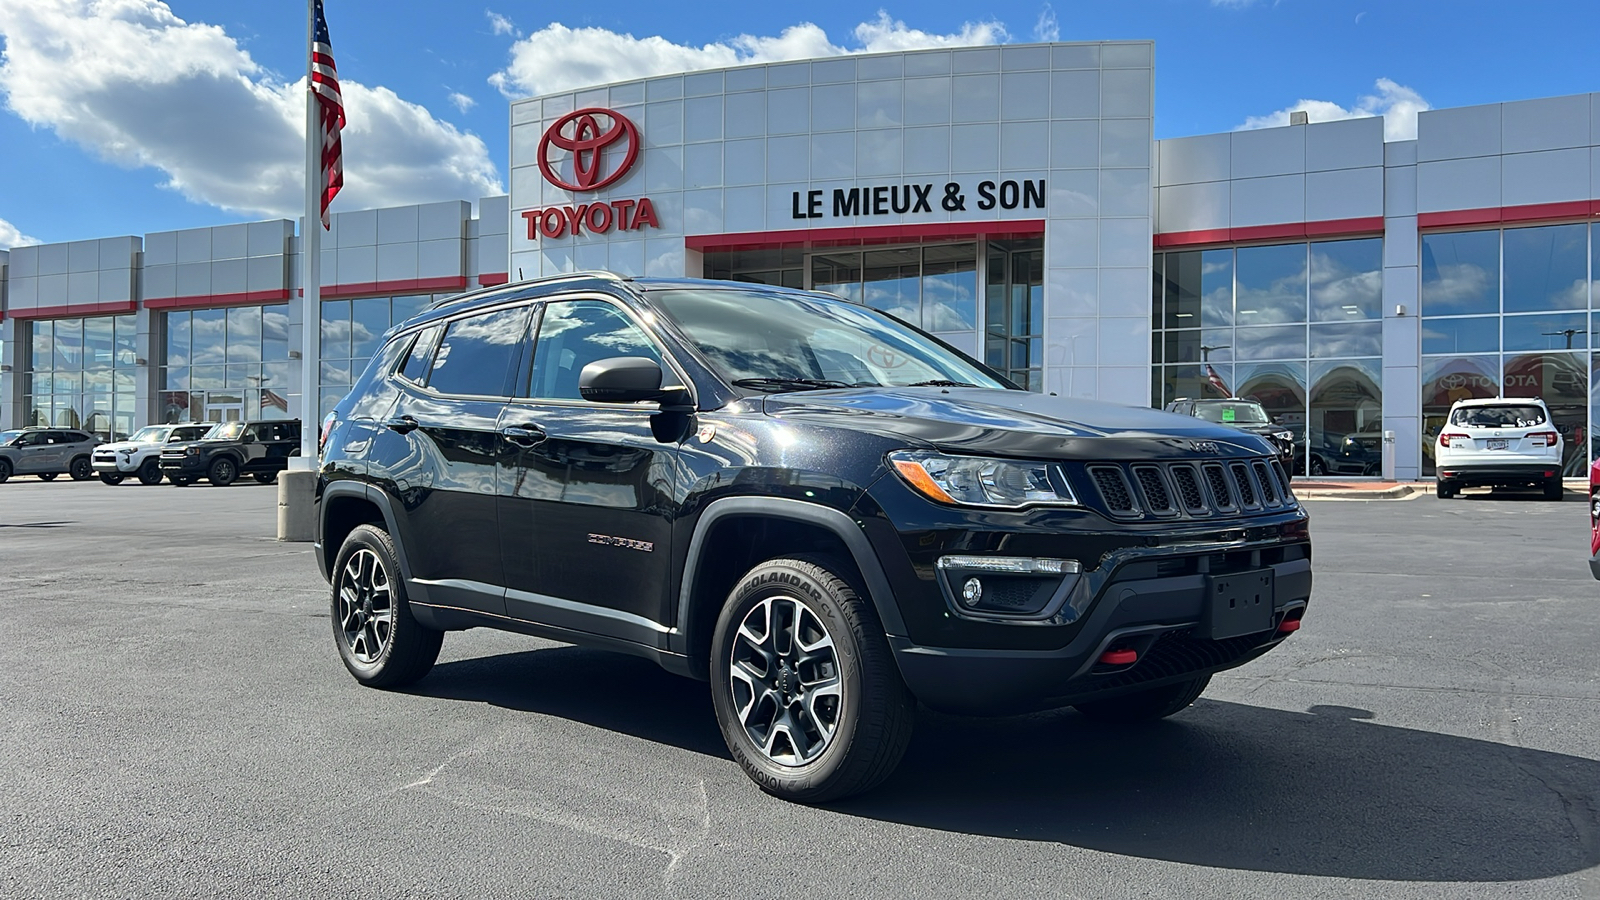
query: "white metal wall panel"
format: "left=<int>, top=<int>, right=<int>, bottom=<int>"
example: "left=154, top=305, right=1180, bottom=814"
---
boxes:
left=1230, top=125, right=1305, bottom=180
left=1501, top=94, right=1591, bottom=154
left=1157, top=132, right=1230, bottom=186
left=1305, top=116, right=1384, bottom=172
left=1305, top=167, right=1383, bottom=221
left=1416, top=103, right=1501, bottom=162
left=1416, top=156, right=1501, bottom=212
left=1501, top=147, right=1590, bottom=207
left=1230, top=173, right=1305, bottom=227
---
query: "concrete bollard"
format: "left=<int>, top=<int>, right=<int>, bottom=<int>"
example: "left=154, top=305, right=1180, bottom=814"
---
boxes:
left=277, top=468, right=317, bottom=542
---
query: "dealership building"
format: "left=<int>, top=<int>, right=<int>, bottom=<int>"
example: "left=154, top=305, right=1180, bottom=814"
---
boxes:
left=2, top=40, right=1598, bottom=480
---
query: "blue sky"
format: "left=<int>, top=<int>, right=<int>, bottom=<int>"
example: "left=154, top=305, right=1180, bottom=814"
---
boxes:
left=0, top=0, right=1594, bottom=248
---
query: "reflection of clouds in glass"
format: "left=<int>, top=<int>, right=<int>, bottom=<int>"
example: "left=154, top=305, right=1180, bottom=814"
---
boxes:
left=1309, top=322, right=1382, bottom=358
left=1236, top=245, right=1307, bottom=325
left=191, top=314, right=227, bottom=364
left=1311, top=263, right=1382, bottom=322
left=922, top=271, right=975, bottom=331
left=1235, top=325, right=1306, bottom=361
left=1201, top=259, right=1230, bottom=275
left=1421, top=262, right=1493, bottom=314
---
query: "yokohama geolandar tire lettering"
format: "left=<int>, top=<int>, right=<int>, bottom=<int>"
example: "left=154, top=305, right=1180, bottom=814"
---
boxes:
left=710, top=555, right=914, bottom=803
left=331, top=524, right=444, bottom=688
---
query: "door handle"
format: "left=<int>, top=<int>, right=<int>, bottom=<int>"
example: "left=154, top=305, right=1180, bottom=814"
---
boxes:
left=384, top=415, right=419, bottom=434
left=501, top=424, right=547, bottom=446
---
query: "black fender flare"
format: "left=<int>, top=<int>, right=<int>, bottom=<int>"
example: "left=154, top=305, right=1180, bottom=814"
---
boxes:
left=317, top=480, right=416, bottom=587
left=671, top=496, right=907, bottom=662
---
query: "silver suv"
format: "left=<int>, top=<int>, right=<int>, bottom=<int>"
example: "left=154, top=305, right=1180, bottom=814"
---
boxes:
left=0, top=428, right=101, bottom=483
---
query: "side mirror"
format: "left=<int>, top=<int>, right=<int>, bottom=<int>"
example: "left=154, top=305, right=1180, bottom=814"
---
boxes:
left=240, top=433, right=256, bottom=444
left=579, top=356, right=670, bottom=404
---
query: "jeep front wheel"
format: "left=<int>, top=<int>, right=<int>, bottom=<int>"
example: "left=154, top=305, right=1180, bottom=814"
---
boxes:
left=331, top=524, right=443, bottom=688
left=207, top=457, right=237, bottom=486
left=1073, top=674, right=1211, bottom=723
left=710, top=556, right=914, bottom=803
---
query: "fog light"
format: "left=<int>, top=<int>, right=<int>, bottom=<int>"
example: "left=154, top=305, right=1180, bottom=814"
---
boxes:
left=961, top=577, right=983, bottom=607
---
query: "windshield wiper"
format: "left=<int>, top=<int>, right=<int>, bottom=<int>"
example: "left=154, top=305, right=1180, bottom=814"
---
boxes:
left=731, top=377, right=857, bottom=392
left=902, top=379, right=976, bottom=387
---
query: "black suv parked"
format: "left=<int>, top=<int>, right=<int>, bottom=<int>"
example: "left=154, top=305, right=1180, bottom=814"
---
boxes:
left=316, top=274, right=1313, bottom=802
left=161, top=419, right=302, bottom=486
left=1164, top=397, right=1298, bottom=474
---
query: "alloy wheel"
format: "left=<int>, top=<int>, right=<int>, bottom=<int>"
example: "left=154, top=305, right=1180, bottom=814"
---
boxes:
left=728, top=596, right=843, bottom=766
left=336, top=548, right=394, bottom=664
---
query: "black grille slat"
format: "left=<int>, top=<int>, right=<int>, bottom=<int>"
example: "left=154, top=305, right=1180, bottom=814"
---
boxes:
left=1132, top=466, right=1174, bottom=514
left=1090, top=466, right=1136, bottom=513
left=1229, top=462, right=1258, bottom=507
left=1171, top=465, right=1206, bottom=512
left=1271, top=460, right=1296, bottom=501
left=1203, top=464, right=1236, bottom=510
left=1252, top=460, right=1279, bottom=505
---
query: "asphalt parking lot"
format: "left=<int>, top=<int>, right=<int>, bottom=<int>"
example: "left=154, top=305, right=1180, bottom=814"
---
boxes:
left=1, top=479, right=1597, bottom=899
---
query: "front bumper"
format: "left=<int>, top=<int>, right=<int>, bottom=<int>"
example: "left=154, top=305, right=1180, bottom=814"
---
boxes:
left=891, top=545, right=1312, bottom=715
left=91, top=454, right=140, bottom=474
left=159, top=455, right=207, bottom=475
left=1437, top=462, right=1559, bottom=486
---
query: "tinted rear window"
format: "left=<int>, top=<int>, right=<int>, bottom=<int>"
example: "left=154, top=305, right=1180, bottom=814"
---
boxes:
left=1450, top=405, right=1546, bottom=427
left=425, top=306, right=530, bottom=397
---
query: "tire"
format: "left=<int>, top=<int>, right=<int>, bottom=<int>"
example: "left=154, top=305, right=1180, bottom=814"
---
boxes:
left=710, top=555, right=915, bottom=804
left=39, top=472, right=57, bottom=481
left=171, top=476, right=191, bottom=487
left=0, top=459, right=10, bottom=484
left=1544, top=478, right=1564, bottom=501
left=98, top=473, right=124, bottom=485
left=1309, top=457, right=1327, bottom=477
left=1436, top=481, right=1451, bottom=499
left=207, top=457, right=237, bottom=487
left=69, top=456, right=93, bottom=481
left=137, top=459, right=164, bottom=486
left=331, top=524, right=443, bottom=688
left=252, top=472, right=277, bottom=485
left=1074, top=674, right=1211, bottom=724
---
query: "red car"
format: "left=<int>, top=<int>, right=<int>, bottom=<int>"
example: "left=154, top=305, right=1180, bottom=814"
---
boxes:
left=1591, top=457, right=1600, bottom=578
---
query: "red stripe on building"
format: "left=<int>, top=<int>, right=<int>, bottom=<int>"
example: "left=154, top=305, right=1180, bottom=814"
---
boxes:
left=6, top=300, right=138, bottom=320
left=143, top=289, right=291, bottom=311
left=297, top=275, right=469, bottom=299
left=1418, top=200, right=1600, bottom=230
left=1154, top=217, right=1384, bottom=249
left=685, top=220, right=1047, bottom=253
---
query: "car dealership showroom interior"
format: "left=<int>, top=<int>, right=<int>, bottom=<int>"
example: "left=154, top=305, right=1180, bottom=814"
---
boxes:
left=1, top=41, right=1597, bottom=482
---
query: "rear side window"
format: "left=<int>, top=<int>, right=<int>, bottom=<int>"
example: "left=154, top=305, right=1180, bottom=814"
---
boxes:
left=425, top=306, right=531, bottom=397
left=1450, top=405, right=1547, bottom=428
left=397, top=325, right=441, bottom=384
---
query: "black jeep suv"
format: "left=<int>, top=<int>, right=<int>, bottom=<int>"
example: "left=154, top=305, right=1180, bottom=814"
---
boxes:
left=161, top=419, right=301, bottom=486
left=315, top=274, right=1313, bottom=802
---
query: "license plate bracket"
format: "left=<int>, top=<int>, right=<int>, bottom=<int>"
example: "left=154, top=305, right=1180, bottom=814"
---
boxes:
left=1487, top=438, right=1509, bottom=450
left=1203, top=569, right=1275, bottom=640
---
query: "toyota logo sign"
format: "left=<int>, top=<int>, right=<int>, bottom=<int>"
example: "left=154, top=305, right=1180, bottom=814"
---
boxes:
left=537, top=108, right=640, bottom=192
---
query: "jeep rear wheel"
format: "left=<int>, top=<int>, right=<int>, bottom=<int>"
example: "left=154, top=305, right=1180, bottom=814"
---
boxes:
left=1073, top=674, right=1211, bottom=723
left=710, top=556, right=914, bottom=803
left=207, top=457, right=237, bottom=486
left=331, top=524, right=443, bottom=688
left=137, top=459, right=163, bottom=485
left=98, top=473, right=124, bottom=485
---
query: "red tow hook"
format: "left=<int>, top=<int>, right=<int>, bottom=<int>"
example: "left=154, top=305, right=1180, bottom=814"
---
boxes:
left=1098, top=648, right=1138, bottom=665
left=1277, top=619, right=1301, bottom=634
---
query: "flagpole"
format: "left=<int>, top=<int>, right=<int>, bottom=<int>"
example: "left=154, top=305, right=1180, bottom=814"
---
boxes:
left=298, top=0, right=322, bottom=465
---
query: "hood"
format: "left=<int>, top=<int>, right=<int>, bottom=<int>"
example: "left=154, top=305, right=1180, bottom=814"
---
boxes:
left=761, top=387, right=1275, bottom=460
left=99, top=440, right=160, bottom=452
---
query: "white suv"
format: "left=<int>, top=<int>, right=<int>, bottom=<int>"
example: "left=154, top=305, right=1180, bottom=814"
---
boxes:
left=92, top=423, right=214, bottom=485
left=1435, top=397, right=1563, bottom=500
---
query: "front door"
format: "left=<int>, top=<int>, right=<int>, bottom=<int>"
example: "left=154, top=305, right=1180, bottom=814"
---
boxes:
left=499, top=298, right=681, bottom=646
left=204, top=393, right=243, bottom=423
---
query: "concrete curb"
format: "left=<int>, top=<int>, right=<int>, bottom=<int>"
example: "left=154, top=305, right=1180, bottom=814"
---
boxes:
left=1295, top=483, right=1424, bottom=501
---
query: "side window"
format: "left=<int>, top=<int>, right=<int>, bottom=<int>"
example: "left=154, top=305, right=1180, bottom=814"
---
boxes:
left=397, top=325, right=441, bottom=384
left=526, top=300, right=667, bottom=401
left=425, top=306, right=531, bottom=398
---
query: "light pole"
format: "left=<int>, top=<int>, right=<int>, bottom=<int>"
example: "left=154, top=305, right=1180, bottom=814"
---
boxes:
left=1200, top=343, right=1230, bottom=362
left=1542, top=328, right=1589, bottom=350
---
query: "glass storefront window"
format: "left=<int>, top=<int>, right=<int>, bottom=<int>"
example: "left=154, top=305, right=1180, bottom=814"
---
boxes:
left=1309, top=359, right=1382, bottom=477
left=1504, top=312, right=1589, bottom=352
left=1309, top=321, right=1382, bottom=359
left=1421, top=230, right=1499, bottom=316
left=1235, top=324, right=1306, bottom=361
left=1236, top=244, right=1307, bottom=326
left=159, top=304, right=293, bottom=423
left=314, top=293, right=451, bottom=417
left=1504, top=351, right=1586, bottom=474
left=24, top=314, right=138, bottom=440
left=1504, top=223, right=1587, bottom=313
left=1422, top=316, right=1500, bottom=355
left=1421, top=355, right=1500, bottom=475
left=1310, top=238, right=1383, bottom=321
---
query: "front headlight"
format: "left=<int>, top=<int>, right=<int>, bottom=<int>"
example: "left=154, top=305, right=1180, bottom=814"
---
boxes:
left=1274, top=430, right=1295, bottom=442
left=888, top=450, right=1076, bottom=508
left=186, top=446, right=201, bottom=456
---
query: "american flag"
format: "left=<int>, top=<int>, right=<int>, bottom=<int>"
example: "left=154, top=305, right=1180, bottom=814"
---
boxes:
left=311, top=0, right=344, bottom=229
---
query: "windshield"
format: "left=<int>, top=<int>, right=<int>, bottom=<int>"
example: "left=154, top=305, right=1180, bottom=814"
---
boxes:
left=1451, top=405, right=1546, bottom=428
left=1193, top=401, right=1272, bottom=425
left=205, top=421, right=246, bottom=440
left=128, top=426, right=172, bottom=443
left=0, top=430, right=20, bottom=444
left=649, top=288, right=1007, bottom=391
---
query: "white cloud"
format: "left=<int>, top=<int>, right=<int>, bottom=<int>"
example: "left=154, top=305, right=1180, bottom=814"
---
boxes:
left=449, top=91, right=476, bottom=113
left=1236, top=78, right=1430, bottom=141
left=0, top=0, right=502, bottom=221
left=1033, top=4, right=1060, bottom=42
left=486, top=10, right=519, bottom=38
left=0, top=216, right=39, bottom=249
left=489, top=11, right=1008, bottom=99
